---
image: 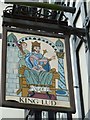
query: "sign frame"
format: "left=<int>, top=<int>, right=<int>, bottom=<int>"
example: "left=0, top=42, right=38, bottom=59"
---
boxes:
left=1, top=26, right=75, bottom=113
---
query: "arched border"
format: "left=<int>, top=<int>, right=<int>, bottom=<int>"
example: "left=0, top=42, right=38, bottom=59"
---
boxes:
left=18, top=36, right=59, bottom=52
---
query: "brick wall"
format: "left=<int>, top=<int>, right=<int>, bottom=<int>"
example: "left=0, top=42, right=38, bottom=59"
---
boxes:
left=6, top=41, right=20, bottom=96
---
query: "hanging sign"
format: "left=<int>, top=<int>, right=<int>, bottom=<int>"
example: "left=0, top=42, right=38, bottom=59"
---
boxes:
left=2, top=27, right=75, bottom=112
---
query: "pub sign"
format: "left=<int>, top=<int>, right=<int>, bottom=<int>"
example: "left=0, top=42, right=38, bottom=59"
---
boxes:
left=2, top=27, right=75, bottom=112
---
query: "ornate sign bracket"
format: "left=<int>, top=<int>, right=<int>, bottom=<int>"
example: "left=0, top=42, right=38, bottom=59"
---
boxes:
left=3, top=2, right=86, bottom=37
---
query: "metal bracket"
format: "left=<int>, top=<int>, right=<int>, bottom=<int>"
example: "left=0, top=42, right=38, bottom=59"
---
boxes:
left=83, top=16, right=90, bottom=28
left=78, top=35, right=88, bottom=52
left=74, top=86, right=79, bottom=88
left=26, top=110, right=35, bottom=119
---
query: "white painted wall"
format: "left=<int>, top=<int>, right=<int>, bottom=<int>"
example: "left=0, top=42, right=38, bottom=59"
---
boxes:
left=86, top=0, right=90, bottom=13
left=79, top=43, right=88, bottom=116
left=0, top=107, right=25, bottom=118
left=70, top=36, right=82, bottom=119
left=0, top=2, right=25, bottom=119
left=75, top=1, right=89, bottom=118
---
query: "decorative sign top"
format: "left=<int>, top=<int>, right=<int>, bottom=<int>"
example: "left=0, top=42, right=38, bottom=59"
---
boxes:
left=5, top=2, right=76, bottom=13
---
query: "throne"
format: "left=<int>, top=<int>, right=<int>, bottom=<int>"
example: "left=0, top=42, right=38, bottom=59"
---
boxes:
left=17, top=65, right=60, bottom=99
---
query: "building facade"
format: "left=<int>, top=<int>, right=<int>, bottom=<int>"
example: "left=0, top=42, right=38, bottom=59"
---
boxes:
left=61, top=0, right=90, bottom=119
